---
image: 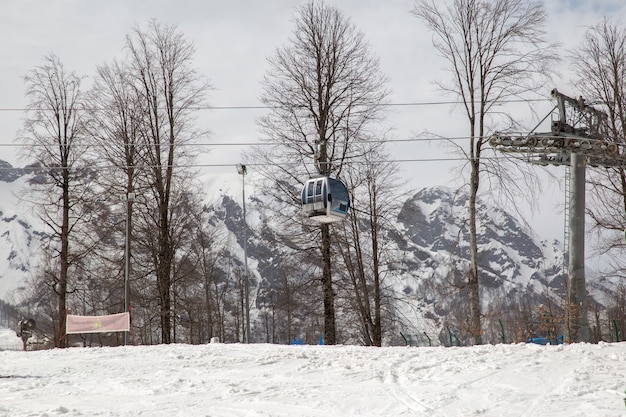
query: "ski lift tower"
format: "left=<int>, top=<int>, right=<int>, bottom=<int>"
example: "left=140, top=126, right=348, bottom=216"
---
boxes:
left=489, top=88, right=624, bottom=343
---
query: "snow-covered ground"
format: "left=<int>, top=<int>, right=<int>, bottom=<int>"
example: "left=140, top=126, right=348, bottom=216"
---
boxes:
left=0, top=328, right=22, bottom=351
left=1, top=341, right=625, bottom=416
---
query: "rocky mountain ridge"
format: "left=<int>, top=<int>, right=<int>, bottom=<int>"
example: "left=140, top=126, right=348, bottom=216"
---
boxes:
left=0, top=160, right=609, bottom=344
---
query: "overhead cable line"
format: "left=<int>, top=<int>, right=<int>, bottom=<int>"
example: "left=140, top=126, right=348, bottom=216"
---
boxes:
left=0, top=97, right=551, bottom=112
left=0, top=135, right=547, bottom=148
left=0, top=155, right=516, bottom=172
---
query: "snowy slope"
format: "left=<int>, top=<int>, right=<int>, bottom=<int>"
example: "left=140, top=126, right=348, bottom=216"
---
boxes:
left=0, top=342, right=625, bottom=416
left=0, top=327, right=21, bottom=350
left=0, top=173, right=40, bottom=301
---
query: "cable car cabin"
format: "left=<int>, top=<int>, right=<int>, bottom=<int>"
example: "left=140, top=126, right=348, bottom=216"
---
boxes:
left=301, top=177, right=350, bottom=223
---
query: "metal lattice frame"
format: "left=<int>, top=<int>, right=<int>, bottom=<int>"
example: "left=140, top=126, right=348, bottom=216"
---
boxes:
left=489, top=89, right=624, bottom=167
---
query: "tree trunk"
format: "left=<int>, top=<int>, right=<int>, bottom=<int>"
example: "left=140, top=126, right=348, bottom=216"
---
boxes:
left=367, top=180, right=383, bottom=347
left=370, top=216, right=382, bottom=347
left=468, top=159, right=482, bottom=345
left=158, top=223, right=173, bottom=344
left=57, top=169, right=71, bottom=348
left=158, top=273, right=172, bottom=344
left=321, top=223, right=336, bottom=344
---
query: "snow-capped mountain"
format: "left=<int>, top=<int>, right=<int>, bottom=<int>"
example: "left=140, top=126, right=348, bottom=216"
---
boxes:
left=395, top=186, right=566, bottom=298
left=203, top=177, right=573, bottom=344
left=0, top=163, right=42, bottom=302
left=0, top=160, right=613, bottom=344
left=389, top=186, right=569, bottom=341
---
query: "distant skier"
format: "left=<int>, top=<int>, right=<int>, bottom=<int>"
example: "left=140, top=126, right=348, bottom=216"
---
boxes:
left=17, top=318, right=36, bottom=350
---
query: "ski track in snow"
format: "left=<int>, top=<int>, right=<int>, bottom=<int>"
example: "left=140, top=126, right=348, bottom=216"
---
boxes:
left=0, top=342, right=625, bottom=416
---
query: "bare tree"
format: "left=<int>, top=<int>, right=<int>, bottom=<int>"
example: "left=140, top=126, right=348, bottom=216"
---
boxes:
left=256, top=0, right=389, bottom=344
left=83, top=24, right=211, bottom=344
left=572, top=19, right=626, bottom=261
left=412, top=0, right=556, bottom=344
left=182, top=213, right=230, bottom=343
left=85, top=59, right=144, bottom=338
left=335, top=143, right=407, bottom=346
left=123, top=20, right=210, bottom=343
left=20, top=54, right=92, bottom=347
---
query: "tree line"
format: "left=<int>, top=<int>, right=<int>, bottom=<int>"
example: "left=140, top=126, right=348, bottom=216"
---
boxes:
left=11, top=0, right=626, bottom=348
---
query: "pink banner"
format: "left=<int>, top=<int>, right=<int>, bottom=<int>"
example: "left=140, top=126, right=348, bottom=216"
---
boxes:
left=66, top=312, right=130, bottom=334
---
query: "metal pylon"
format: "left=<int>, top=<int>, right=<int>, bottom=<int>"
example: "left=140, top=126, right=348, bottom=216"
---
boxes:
left=562, top=164, right=570, bottom=275
left=488, top=88, right=622, bottom=343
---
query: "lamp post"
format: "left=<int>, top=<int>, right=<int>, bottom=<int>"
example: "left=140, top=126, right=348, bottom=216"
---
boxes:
left=123, top=192, right=135, bottom=345
left=236, top=164, right=251, bottom=343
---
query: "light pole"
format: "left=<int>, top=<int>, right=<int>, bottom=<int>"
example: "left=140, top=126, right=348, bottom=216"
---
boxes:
left=123, top=192, right=135, bottom=345
left=236, top=164, right=251, bottom=343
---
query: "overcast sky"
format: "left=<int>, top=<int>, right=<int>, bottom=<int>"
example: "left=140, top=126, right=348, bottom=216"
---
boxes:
left=1, top=0, right=624, bottom=244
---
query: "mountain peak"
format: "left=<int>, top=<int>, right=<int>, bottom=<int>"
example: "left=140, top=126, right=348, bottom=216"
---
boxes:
left=0, top=160, right=24, bottom=183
